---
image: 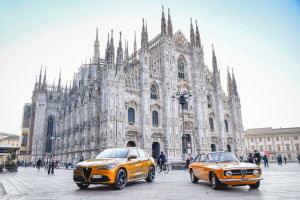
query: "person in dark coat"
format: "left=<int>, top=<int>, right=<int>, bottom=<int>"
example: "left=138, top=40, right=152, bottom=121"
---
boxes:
left=253, top=150, right=261, bottom=166
left=284, top=156, right=287, bottom=164
left=37, top=158, right=42, bottom=171
left=158, top=151, right=167, bottom=171
left=263, top=155, right=269, bottom=167
left=79, top=156, right=84, bottom=162
left=248, top=154, right=254, bottom=163
left=297, top=155, right=300, bottom=164
left=186, top=157, right=190, bottom=170
left=48, top=155, right=55, bottom=174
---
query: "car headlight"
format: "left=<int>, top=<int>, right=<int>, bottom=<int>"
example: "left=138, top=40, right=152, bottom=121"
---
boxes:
left=253, top=169, right=259, bottom=176
left=96, top=164, right=116, bottom=170
left=225, top=170, right=232, bottom=177
left=76, top=165, right=81, bottom=170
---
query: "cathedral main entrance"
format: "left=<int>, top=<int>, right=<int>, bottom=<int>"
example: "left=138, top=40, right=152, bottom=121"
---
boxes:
left=227, top=144, right=231, bottom=152
left=127, top=141, right=136, bottom=147
left=152, top=142, right=160, bottom=160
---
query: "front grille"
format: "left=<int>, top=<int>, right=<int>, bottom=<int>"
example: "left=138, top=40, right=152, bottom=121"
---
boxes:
left=225, top=169, right=260, bottom=176
left=73, top=175, right=85, bottom=182
left=241, top=169, right=247, bottom=178
left=90, top=175, right=111, bottom=183
left=83, top=168, right=92, bottom=180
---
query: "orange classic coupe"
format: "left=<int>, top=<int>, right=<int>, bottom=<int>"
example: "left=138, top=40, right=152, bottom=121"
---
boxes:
left=189, top=152, right=263, bottom=190
left=73, top=148, right=155, bottom=190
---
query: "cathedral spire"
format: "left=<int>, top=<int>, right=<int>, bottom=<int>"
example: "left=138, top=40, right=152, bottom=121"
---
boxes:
left=227, top=67, right=233, bottom=99
left=92, top=28, right=100, bottom=64
left=124, top=39, right=128, bottom=62
left=141, top=19, right=147, bottom=49
left=167, top=8, right=173, bottom=38
left=161, top=6, right=166, bottom=37
left=134, top=31, right=137, bottom=57
left=195, top=20, right=201, bottom=48
left=116, top=31, right=123, bottom=65
left=110, top=30, right=115, bottom=63
left=190, top=18, right=195, bottom=47
left=145, top=21, right=148, bottom=46
left=105, top=33, right=110, bottom=61
left=39, top=66, right=42, bottom=88
left=57, top=69, right=61, bottom=92
left=73, top=72, right=76, bottom=89
left=126, top=41, right=129, bottom=61
left=42, top=67, right=47, bottom=88
left=232, top=68, right=239, bottom=97
left=212, top=44, right=218, bottom=74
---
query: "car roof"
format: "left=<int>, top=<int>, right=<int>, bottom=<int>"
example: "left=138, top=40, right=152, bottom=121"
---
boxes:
left=199, top=151, right=232, bottom=155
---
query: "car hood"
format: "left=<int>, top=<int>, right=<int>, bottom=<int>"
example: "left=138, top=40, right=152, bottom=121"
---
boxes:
left=78, top=158, right=125, bottom=167
left=205, top=162, right=259, bottom=170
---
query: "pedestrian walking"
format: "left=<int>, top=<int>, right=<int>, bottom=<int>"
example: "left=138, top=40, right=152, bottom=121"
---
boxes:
left=253, top=150, right=261, bottom=166
left=284, top=156, right=287, bottom=164
left=185, top=157, right=190, bottom=170
left=44, top=156, right=49, bottom=171
left=48, top=155, right=54, bottom=174
left=37, top=158, right=42, bottom=171
left=263, top=155, right=269, bottom=167
left=25, top=160, right=27, bottom=168
left=79, top=156, right=84, bottom=162
left=297, top=155, right=300, bottom=164
left=248, top=154, right=254, bottom=163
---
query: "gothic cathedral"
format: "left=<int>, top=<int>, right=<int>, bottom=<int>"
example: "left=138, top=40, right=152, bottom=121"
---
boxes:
left=23, top=7, right=245, bottom=162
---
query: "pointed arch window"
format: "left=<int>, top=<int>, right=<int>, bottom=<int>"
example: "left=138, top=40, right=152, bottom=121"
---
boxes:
left=128, top=108, right=135, bottom=123
left=207, top=95, right=212, bottom=108
left=151, top=84, right=158, bottom=100
left=224, top=119, right=229, bottom=132
left=178, top=58, right=185, bottom=79
left=183, top=101, right=188, bottom=110
left=152, top=111, right=158, bottom=126
left=209, top=117, right=214, bottom=132
left=46, top=116, right=54, bottom=153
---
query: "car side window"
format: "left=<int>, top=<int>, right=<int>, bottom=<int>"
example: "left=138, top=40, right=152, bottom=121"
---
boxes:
left=137, top=149, right=146, bottom=157
left=200, top=154, right=207, bottom=162
left=129, top=149, right=138, bottom=157
left=195, top=155, right=200, bottom=162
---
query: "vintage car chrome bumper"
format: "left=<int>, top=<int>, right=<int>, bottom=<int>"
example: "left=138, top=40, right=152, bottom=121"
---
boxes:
left=219, top=177, right=263, bottom=182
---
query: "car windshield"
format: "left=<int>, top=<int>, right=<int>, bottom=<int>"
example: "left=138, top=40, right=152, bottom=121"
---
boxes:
left=96, top=149, right=129, bottom=159
left=207, top=152, right=239, bottom=163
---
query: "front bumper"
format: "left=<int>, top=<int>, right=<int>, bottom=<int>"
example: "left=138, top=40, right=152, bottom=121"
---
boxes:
left=219, top=177, right=263, bottom=182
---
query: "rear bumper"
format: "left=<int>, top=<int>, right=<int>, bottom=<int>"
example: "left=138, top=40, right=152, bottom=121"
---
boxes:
left=219, top=177, right=263, bottom=182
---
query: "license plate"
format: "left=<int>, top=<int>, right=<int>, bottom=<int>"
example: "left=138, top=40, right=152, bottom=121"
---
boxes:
left=92, top=175, right=102, bottom=179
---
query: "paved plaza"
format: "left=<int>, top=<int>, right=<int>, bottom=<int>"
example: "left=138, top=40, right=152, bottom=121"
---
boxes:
left=0, top=163, right=300, bottom=200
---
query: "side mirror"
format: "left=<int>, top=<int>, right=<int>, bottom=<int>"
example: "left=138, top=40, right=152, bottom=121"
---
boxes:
left=93, top=155, right=97, bottom=159
left=129, top=155, right=137, bottom=159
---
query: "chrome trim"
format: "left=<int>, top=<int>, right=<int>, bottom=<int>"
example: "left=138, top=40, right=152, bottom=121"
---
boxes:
left=219, top=177, right=263, bottom=182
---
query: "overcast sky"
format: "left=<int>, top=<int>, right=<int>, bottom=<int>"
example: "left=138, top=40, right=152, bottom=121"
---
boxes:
left=0, top=0, right=299, bottom=135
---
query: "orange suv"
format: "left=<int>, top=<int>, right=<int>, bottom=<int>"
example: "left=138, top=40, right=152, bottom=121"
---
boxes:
left=73, top=148, right=155, bottom=190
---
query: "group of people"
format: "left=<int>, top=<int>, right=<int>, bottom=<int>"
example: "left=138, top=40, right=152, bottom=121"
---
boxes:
left=247, top=150, right=262, bottom=166
left=276, top=155, right=287, bottom=165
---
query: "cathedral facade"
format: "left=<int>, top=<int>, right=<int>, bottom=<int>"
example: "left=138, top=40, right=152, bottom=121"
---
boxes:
left=23, top=8, right=245, bottom=162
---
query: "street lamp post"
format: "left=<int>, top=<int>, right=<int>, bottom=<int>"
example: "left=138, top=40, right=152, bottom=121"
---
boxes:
left=51, top=134, right=60, bottom=158
left=172, top=92, right=192, bottom=156
left=35, top=140, right=38, bottom=163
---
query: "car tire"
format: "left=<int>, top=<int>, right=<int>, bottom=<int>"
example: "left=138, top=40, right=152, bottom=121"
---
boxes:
left=76, top=183, right=90, bottom=189
left=210, top=172, right=222, bottom=190
left=146, top=166, right=155, bottom=182
left=249, top=180, right=260, bottom=189
left=190, top=169, right=198, bottom=183
left=114, top=169, right=127, bottom=190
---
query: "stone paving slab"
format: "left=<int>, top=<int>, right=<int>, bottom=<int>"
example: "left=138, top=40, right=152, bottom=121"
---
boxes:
left=0, top=163, right=300, bottom=200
